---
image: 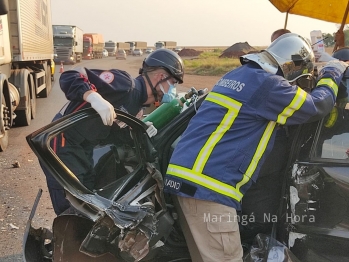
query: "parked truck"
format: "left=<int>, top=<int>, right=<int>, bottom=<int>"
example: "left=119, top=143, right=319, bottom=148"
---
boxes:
left=104, top=40, right=117, bottom=56
left=125, top=41, right=147, bottom=54
left=52, top=25, right=83, bottom=64
left=116, top=42, right=130, bottom=52
left=83, top=33, right=104, bottom=59
left=155, top=41, right=177, bottom=50
left=0, top=0, right=54, bottom=152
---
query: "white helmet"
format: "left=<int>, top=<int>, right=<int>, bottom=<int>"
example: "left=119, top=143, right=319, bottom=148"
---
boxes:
left=241, top=33, right=315, bottom=82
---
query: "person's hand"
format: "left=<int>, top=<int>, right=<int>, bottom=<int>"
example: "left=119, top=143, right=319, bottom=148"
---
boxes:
left=85, top=92, right=116, bottom=126
left=145, top=121, right=157, bottom=138
left=323, top=60, right=349, bottom=74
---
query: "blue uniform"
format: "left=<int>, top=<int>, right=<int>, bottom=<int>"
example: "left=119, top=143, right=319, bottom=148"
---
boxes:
left=164, top=63, right=342, bottom=211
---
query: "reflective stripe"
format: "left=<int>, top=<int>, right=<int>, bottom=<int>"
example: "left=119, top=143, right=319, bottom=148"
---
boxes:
left=277, top=88, right=307, bottom=124
left=167, top=164, right=243, bottom=201
left=194, top=92, right=242, bottom=173
left=324, top=107, right=338, bottom=128
left=317, top=78, right=339, bottom=96
left=169, top=91, right=276, bottom=201
left=236, top=120, right=276, bottom=190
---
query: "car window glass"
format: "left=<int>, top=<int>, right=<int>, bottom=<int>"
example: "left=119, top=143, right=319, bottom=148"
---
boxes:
left=316, top=106, right=349, bottom=160
left=48, top=117, right=143, bottom=200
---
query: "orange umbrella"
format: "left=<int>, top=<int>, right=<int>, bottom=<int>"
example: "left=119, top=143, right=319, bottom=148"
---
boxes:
left=269, top=0, right=349, bottom=51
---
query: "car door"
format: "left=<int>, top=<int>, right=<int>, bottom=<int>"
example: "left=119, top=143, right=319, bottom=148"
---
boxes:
left=27, top=108, right=159, bottom=213
left=277, top=105, right=349, bottom=261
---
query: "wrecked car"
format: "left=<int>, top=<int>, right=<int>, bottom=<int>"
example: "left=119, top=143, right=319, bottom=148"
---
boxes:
left=23, top=78, right=349, bottom=261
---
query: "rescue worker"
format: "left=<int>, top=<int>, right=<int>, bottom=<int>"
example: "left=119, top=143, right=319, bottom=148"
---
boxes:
left=41, top=49, right=184, bottom=215
left=240, top=28, right=293, bottom=245
left=164, top=33, right=348, bottom=261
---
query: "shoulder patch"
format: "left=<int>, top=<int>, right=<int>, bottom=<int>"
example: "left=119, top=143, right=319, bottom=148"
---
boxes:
left=99, top=71, right=114, bottom=84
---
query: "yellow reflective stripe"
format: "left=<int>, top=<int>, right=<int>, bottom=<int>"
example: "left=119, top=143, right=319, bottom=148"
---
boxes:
left=324, top=107, right=338, bottom=128
left=194, top=92, right=242, bottom=172
left=277, top=88, right=307, bottom=124
left=167, top=164, right=243, bottom=201
left=236, top=121, right=276, bottom=190
left=317, top=78, right=339, bottom=96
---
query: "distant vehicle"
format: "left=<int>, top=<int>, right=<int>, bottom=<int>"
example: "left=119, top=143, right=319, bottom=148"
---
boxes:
left=174, top=47, right=182, bottom=53
left=116, top=49, right=127, bottom=60
left=117, top=42, right=130, bottom=52
left=133, top=48, right=143, bottom=56
left=125, top=41, right=147, bottom=54
left=102, top=49, right=108, bottom=57
left=104, top=40, right=117, bottom=56
left=52, top=25, right=83, bottom=64
left=145, top=47, right=153, bottom=54
left=155, top=41, right=177, bottom=50
left=83, top=33, right=104, bottom=59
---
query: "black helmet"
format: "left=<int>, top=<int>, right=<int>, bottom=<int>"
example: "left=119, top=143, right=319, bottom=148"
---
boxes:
left=332, top=47, right=349, bottom=61
left=141, top=49, right=184, bottom=84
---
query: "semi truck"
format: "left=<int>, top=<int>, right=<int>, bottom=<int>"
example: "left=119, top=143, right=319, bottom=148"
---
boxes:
left=0, top=0, right=54, bottom=152
left=104, top=40, right=117, bottom=56
left=116, top=42, right=130, bottom=51
left=155, top=41, right=177, bottom=50
left=83, top=33, right=104, bottom=59
left=125, top=41, right=147, bottom=54
left=52, top=25, right=83, bottom=64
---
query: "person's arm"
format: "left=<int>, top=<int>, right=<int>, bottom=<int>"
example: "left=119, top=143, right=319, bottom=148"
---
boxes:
left=259, top=61, right=347, bottom=125
left=60, top=68, right=116, bottom=126
left=59, top=68, right=94, bottom=102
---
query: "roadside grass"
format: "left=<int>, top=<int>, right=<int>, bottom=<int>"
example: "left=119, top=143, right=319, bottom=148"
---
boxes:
left=183, top=49, right=241, bottom=76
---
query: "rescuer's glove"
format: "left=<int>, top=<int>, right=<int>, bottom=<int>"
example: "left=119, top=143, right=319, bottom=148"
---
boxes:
left=322, top=60, right=349, bottom=74
left=85, top=92, right=116, bottom=126
left=145, top=121, right=157, bottom=138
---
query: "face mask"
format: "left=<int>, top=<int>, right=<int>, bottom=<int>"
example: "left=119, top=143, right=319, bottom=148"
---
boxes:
left=160, top=80, right=177, bottom=103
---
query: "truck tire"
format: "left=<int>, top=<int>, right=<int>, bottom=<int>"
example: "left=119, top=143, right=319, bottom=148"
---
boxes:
left=14, top=77, right=31, bottom=126
left=0, top=99, right=9, bottom=152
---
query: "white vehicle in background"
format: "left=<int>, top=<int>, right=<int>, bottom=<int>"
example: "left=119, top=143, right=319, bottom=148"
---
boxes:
left=102, top=49, right=108, bottom=57
left=133, top=49, right=143, bottom=56
left=175, top=47, right=183, bottom=53
left=145, top=47, right=154, bottom=54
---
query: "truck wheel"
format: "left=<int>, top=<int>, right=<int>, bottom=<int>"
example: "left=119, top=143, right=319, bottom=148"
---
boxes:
left=15, top=78, right=31, bottom=126
left=0, top=99, right=9, bottom=152
left=29, top=74, right=36, bottom=119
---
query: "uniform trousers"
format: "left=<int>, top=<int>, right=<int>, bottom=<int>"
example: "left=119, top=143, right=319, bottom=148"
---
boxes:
left=176, top=196, right=243, bottom=262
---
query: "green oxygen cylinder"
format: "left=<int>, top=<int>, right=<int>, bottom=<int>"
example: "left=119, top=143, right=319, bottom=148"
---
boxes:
left=142, top=96, right=187, bottom=129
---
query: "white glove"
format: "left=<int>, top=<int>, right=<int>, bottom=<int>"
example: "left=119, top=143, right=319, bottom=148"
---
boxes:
left=145, top=121, right=157, bottom=138
left=85, top=92, right=116, bottom=126
left=323, top=60, right=349, bottom=74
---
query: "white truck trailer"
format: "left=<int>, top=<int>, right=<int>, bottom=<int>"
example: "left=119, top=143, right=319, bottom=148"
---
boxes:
left=0, top=0, right=54, bottom=152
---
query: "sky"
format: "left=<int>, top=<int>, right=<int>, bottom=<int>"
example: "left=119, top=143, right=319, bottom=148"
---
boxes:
left=50, top=0, right=341, bottom=47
